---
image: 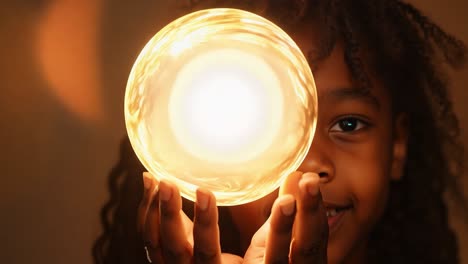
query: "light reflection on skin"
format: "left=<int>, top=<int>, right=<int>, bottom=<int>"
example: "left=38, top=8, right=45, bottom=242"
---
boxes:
left=35, top=0, right=103, bottom=122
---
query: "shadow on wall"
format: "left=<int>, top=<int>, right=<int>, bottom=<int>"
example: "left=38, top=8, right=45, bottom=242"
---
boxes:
left=0, top=1, right=178, bottom=263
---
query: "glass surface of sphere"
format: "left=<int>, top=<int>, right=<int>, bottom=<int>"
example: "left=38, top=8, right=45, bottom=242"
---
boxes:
left=125, top=8, right=318, bottom=206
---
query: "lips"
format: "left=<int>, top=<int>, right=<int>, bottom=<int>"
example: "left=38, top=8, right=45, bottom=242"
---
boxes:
left=324, top=203, right=353, bottom=232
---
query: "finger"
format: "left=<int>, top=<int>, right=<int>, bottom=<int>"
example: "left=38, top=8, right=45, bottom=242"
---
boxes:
left=279, top=171, right=303, bottom=196
left=138, top=172, right=156, bottom=235
left=193, top=188, right=222, bottom=264
left=264, top=194, right=296, bottom=264
left=290, top=172, right=328, bottom=264
left=144, top=176, right=163, bottom=263
left=159, top=180, right=193, bottom=263
left=244, top=172, right=302, bottom=264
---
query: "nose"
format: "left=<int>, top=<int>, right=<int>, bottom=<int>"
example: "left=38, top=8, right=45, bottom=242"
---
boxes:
left=297, top=133, right=335, bottom=183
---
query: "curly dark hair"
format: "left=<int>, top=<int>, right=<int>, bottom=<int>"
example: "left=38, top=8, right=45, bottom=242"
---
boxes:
left=93, top=0, right=467, bottom=263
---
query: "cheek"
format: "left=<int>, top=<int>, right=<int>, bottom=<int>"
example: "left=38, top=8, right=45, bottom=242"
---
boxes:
left=326, top=141, right=393, bottom=262
left=337, top=135, right=393, bottom=223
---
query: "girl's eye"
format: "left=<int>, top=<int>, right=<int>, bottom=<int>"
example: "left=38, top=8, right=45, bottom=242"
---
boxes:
left=330, top=117, right=367, bottom=132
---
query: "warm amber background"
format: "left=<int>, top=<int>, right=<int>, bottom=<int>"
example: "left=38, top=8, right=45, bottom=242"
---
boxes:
left=0, top=0, right=466, bottom=263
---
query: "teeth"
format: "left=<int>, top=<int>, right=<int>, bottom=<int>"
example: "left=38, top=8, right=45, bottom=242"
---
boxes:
left=326, top=208, right=338, bottom=217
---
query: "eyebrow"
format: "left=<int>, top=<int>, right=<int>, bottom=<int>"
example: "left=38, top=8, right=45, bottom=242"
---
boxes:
left=318, top=87, right=381, bottom=111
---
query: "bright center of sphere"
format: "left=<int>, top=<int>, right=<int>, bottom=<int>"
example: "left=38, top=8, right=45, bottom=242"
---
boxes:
left=169, top=48, right=282, bottom=163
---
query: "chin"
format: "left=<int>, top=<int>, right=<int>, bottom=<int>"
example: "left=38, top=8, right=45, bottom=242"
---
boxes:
left=327, top=245, right=347, bottom=264
left=326, top=230, right=366, bottom=264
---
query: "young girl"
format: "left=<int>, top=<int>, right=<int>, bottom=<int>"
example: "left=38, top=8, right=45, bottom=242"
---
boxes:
left=93, top=0, right=467, bottom=263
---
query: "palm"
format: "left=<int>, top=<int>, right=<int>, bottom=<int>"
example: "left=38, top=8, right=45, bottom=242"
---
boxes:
left=242, top=221, right=270, bottom=264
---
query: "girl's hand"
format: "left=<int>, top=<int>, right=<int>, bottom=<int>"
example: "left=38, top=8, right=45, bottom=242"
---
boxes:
left=137, top=172, right=243, bottom=264
left=137, top=171, right=327, bottom=263
left=244, top=172, right=328, bottom=264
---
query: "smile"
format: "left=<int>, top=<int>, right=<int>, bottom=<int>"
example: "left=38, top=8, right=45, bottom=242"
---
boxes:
left=325, top=204, right=353, bottom=233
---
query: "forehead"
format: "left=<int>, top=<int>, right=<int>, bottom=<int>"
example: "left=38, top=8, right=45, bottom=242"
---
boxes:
left=289, top=23, right=392, bottom=113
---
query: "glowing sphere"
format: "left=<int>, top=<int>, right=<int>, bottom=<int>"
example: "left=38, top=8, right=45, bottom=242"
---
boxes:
left=125, top=8, right=317, bottom=206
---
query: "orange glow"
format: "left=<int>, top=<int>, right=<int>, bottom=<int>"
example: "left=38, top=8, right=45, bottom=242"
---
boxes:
left=36, top=0, right=103, bottom=122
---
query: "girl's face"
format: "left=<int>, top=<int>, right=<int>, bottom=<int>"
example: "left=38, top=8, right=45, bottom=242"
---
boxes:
left=231, top=26, right=408, bottom=263
left=295, top=27, right=409, bottom=262
left=296, top=39, right=407, bottom=262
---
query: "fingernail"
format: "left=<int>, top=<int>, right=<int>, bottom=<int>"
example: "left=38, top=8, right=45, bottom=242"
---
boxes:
left=280, top=195, right=295, bottom=216
left=159, top=181, right=172, bottom=202
left=302, top=172, right=320, bottom=196
left=307, top=182, right=320, bottom=196
left=196, top=189, right=210, bottom=211
left=142, top=172, right=152, bottom=191
left=302, top=172, right=319, bottom=181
